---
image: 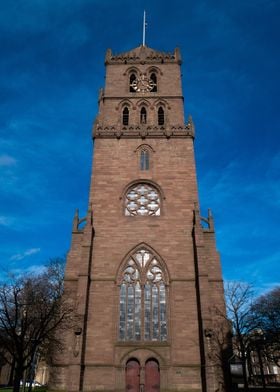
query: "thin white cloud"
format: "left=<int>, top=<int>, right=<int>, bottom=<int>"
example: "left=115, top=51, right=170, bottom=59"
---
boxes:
left=200, top=152, right=280, bottom=210
left=26, top=264, right=47, bottom=275
left=0, top=154, right=16, bottom=167
left=0, top=216, right=14, bottom=227
left=10, top=247, right=41, bottom=261
left=4, top=264, right=47, bottom=278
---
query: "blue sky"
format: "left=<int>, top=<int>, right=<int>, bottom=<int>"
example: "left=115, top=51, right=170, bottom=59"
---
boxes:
left=0, top=0, right=279, bottom=293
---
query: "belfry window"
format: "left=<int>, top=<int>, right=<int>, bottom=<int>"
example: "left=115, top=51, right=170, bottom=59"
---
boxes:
left=140, top=107, right=147, bottom=124
left=140, top=149, right=149, bottom=171
left=150, top=73, right=157, bottom=92
left=119, top=248, right=167, bottom=341
left=123, top=107, right=129, bottom=125
left=130, top=73, right=137, bottom=92
left=125, top=183, right=160, bottom=216
left=158, top=107, right=164, bottom=125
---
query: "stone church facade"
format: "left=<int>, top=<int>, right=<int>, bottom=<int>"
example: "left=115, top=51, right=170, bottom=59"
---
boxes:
left=50, top=45, right=227, bottom=392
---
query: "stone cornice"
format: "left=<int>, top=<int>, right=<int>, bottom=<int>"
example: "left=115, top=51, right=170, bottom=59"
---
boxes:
left=102, top=95, right=183, bottom=101
left=93, top=123, right=195, bottom=140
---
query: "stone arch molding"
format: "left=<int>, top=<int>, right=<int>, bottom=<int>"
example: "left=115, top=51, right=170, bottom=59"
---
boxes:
left=153, top=97, right=171, bottom=110
left=121, top=348, right=165, bottom=367
left=146, top=65, right=163, bottom=76
left=116, top=242, right=170, bottom=285
left=123, top=66, right=141, bottom=76
left=136, top=98, right=152, bottom=108
left=116, top=98, right=135, bottom=111
left=134, top=143, right=155, bottom=153
left=120, top=179, right=165, bottom=201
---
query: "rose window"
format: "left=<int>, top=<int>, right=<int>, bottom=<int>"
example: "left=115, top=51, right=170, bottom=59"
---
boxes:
left=125, top=184, right=160, bottom=216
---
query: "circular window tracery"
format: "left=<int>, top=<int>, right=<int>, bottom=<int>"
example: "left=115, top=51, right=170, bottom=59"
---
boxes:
left=125, top=183, right=160, bottom=216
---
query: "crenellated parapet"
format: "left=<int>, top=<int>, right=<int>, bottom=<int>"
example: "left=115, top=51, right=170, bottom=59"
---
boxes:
left=105, top=45, right=182, bottom=65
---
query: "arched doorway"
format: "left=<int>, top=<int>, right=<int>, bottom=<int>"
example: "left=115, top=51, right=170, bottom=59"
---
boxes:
left=145, top=358, right=160, bottom=392
left=126, top=359, right=140, bottom=392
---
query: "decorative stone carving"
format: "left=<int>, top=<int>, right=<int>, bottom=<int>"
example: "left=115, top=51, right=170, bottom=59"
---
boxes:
left=93, top=124, right=194, bottom=139
left=73, top=327, right=82, bottom=357
left=106, top=45, right=180, bottom=65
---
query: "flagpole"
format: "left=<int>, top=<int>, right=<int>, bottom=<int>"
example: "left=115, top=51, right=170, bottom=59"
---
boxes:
left=142, top=10, right=146, bottom=46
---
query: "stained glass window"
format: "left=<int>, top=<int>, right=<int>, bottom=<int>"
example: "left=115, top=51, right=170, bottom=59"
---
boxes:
left=125, top=184, right=160, bottom=216
left=119, top=248, right=167, bottom=341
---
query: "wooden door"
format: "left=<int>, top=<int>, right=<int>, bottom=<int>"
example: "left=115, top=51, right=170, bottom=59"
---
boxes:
left=145, top=359, right=160, bottom=392
left=126, top=359, right=140, bottom=392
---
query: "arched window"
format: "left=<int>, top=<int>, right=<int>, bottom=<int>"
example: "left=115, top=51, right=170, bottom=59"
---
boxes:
left=125, top=183, right=160, bottom=216
left=123, top=107, right=129, bottom=125
left=140, top=149, right=149, bottom=170
left=158, top=107, right=164, bottom=126
left=140, top=107, right=147, bottom=124
left=119, top=247, right=167, bottom=341
left=150, top=73, right=157, bottom=92
left=130, top=73, right=137, bottom=92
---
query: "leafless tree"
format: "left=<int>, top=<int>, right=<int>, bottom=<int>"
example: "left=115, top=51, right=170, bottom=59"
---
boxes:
left=224, top=281, right=258, bottom=391
left=0, top=258, right=76, bottom=392
left=251, top=286, right=280, bottom=367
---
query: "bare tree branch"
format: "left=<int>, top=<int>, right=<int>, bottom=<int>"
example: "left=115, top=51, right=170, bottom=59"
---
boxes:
left=0, top=258, right=77, bottom=392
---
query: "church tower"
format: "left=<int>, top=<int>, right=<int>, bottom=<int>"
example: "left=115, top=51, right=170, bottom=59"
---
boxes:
left=51, top=44, right=227, bottom=392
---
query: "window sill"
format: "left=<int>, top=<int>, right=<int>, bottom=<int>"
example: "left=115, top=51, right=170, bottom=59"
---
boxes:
left=115, top=340, right=170, bottom=347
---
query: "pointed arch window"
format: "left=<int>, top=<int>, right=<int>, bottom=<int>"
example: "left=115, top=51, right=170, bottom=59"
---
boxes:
left=123, top=107, right=129, bottom=125
left=140, top=107, right=147, bottom=124
left=119, top=248, right=167, bottom=341
left=129, top=73, right=137, bottom=92
left=150, top=73, right=157, bottom=92
left=140, top=149, right=149, bottom=171
left=125, top=183, right=160, bottom=216
left=158, top=107, right=164, bottom=125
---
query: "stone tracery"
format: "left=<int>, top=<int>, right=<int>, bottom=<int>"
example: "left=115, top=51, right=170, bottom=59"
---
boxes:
left=125, top=183, right=160, bottom=216
left=119, top=248, right=167, bottom=342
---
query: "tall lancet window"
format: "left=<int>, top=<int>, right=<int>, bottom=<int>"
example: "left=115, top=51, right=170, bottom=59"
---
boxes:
left=123, top=107, right=129, bottom=125
left=140, top=149, right=149, bottom=170
left=150, top=73, right=157, bottom=92
left=119, top=248, right=167, bottom=341
left=140, top=107, right=147, bottom=124
left=130, top=74, right=137, bottom=92
left=158, top=107, right=164, bottom=125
